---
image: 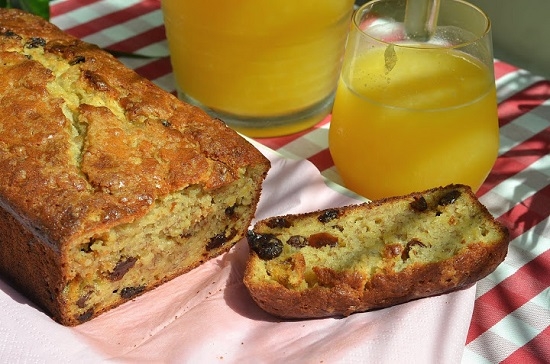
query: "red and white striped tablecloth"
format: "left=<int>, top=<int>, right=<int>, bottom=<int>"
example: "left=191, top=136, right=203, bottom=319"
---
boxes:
left=20, top=1, right=550, bottom=362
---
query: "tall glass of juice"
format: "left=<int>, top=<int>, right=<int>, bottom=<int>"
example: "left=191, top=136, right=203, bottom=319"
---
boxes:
left=162, top=0, right=354, bottom=137
left=329, top=0, right=499, bottom=200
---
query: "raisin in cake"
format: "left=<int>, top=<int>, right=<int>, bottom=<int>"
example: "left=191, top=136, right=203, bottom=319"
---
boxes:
left=0, top=9, right=270, bottom=326
left=244, top=185, right=509, bottom=318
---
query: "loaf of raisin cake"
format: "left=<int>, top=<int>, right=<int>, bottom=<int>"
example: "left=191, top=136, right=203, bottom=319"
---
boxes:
left=0, top=9, right=270, bottom=326
left=244, top=185, right=509, bottom=318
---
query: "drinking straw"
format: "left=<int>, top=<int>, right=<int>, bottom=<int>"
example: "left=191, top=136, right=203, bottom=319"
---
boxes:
left=404, top=0, right=440, bottom=41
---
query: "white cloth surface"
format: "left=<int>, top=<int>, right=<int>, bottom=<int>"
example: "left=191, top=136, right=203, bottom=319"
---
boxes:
left=0, top=144, right=475, bottom=363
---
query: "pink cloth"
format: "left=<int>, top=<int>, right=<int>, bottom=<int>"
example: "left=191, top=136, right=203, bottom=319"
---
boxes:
left=0, top=144, right=475, bottom=363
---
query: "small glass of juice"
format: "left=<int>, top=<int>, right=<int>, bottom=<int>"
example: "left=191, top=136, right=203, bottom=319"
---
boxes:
left=329, top=0, right=499, bottom=200
left=161, top=0, right=355, bottom=137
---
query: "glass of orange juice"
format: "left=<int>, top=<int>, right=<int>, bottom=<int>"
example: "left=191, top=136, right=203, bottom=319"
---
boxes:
left=329, top=0, right=499, bottom=200
left=161, top=0, right=354, bottom=138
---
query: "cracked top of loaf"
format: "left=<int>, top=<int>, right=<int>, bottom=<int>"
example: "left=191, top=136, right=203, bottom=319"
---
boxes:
left=0, top=9, right=269, bottom=249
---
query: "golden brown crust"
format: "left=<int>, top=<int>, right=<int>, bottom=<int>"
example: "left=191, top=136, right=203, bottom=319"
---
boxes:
left=0, top=9, right=270, bottom=325
left=244, top=185, right=509, bottom=318
left=0, top=8, right=267, bottom=245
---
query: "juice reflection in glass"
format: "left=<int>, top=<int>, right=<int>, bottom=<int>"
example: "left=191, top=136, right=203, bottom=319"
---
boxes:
left=329, top=0, right=499, bottom=200
left=162, top=0, right=354, bottom=137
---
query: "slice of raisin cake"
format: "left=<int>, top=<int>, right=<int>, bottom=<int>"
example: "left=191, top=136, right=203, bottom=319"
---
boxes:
left=244, top=184, right=509, bottom=318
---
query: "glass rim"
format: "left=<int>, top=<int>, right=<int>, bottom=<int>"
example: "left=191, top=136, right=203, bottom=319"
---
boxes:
left=353, top=0, right=492, bottom=49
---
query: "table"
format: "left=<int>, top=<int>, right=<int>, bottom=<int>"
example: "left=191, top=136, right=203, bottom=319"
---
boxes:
left=33, top=0, right=550, bottom=362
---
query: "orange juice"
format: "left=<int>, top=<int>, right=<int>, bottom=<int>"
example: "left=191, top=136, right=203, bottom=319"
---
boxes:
left=161, top=0, right=354, bottom=137
left=329, top=45, right=499, bottom=200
